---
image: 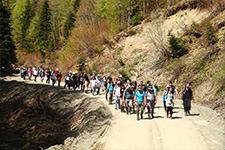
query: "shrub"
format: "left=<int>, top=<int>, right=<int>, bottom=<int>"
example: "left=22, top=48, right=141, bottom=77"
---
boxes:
left=205, top=23, right=217, bottom=45
left=131, top=13, right=143, bottom=26
left=168, top=32, right=188, bottom=58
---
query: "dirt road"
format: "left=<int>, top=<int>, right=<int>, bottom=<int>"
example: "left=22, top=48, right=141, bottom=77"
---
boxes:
left=2, top=75, right=225, bottom=150
left=96, top=96, right=225, bottom=150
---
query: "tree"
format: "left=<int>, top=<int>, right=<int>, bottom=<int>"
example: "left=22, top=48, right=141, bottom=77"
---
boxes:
left=64, top=0, right=81, bottom=39
left=168, top=32, right=188, bottom=58
left=12, top=0, right=34, bottom=50
left=0, top=1, right=17, bottom=70
left=30, top=0, right=54, bottom=55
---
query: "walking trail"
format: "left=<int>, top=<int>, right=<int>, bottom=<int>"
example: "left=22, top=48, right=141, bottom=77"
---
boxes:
left=2, top=75, right=225, bottom=150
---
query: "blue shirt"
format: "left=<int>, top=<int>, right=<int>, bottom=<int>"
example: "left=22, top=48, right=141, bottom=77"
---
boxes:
left=107, top=83, right=113, bottom=93
left=136, top=90, right=146, bottom=103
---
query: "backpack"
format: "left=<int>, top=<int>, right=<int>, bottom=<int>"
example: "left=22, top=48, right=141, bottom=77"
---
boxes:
left=124, top=87, right=133, bottom=99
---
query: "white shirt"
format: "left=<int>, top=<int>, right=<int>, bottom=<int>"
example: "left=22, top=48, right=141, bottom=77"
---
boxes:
left=114, top=85, right=121, bottom=96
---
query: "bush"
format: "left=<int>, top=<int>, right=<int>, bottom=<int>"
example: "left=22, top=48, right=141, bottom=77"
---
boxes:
left=206, top=23, right=217, bottom=45
left=131, top=13, right=143, bottom=26
left=168, top=32, right=188, bottom=58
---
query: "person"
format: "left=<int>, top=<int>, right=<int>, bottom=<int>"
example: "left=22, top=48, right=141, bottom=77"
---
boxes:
left=146, top=86, right=156, bottom=119
left=162, top=86, right=169, bottom=111
left=39, top=68, right=45, bottom=82
left=51, top=71, right=57, bottom=86
left=95, top=76, right=101, bottom=95
left=120, top=84, right=126, bottom=112
left=123, top=83, right=134, bottom=114
left=33, top=67, right=38, bottom=82
left=90, top=76, right=96, bottom=95
left=166, top=88, right=174, bottom=118
left=57, top=72, right=62, bottom=87
left=28, top=67, right=33, bottom=80
left=134, top=83, right=146, bottom=120
left=106, top=78, right=114, bottom=104
left=114, top=81, right=121, bottom=110
left=84, top=74, right=90, bottom=93
left=46, top=69, right=51, bottom=84
left=64, top=73, right=71, bottom=89
left=167, top=80, right=177, bottom=99
left=182, top=83, right=193, bottom=116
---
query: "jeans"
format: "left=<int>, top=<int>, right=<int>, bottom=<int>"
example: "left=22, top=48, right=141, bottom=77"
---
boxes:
left=147, top=100, right=155, bottom=118
left=136, top=103, right=144, bottom=120
left=115, top=96, right=120, bottom=109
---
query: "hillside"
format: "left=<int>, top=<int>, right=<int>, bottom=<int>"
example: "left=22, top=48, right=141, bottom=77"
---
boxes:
left=86, top=1, right=225, bottom=117
left=2, top=0, right=225, bottom=116
left=0, top=79, right=111, bottom=149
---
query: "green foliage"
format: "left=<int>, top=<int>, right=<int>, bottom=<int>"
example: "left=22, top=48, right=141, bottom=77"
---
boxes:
left=77, top=56, right=86, bottom=72
left=168, top=32, right=188, bottom=58
left=206, top=23, right=217, bottom=45
left=94, top=46, right=105, bottom=54
left=0, top=1, right=17, bottom=68
left=12, top=0, right=35, bottom=50
left=131, top=12, right=143, bottom=26
left=64, top=0, right=80, bottom=39
left=28, top=0, right=54, bottom=54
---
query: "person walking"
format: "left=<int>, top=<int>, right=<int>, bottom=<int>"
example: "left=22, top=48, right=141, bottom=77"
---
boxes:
left=182, top=83, right=193, bottom=116
left=166, top=88, right=175, bottom=118
left=106, top=79, right=114, bottom=104
left=134, top=83, right=146, bottom=120
left=114, top=81, right=121, bottom=110
left=146, top=86, right=156, bottom=119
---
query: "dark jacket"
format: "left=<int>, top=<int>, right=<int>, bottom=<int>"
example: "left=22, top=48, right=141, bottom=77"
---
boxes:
left=182, top=88, right=193, bottom=101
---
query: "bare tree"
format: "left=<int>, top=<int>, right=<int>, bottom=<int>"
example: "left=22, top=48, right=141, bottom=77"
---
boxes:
left=145, top=17, right=170, bottom=58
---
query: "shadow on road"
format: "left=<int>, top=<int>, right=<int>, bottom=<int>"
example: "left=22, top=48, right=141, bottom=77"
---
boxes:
left=189, top=113, right=200, bottom=116
left=172, top=116, right=182, bottom=119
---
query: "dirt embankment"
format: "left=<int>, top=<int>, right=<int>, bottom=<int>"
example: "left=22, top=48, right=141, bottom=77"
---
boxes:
left=0, top=80, right=111, bottom=150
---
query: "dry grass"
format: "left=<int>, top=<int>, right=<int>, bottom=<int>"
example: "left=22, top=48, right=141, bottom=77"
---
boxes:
left=166, top=0, right=225, bottom=16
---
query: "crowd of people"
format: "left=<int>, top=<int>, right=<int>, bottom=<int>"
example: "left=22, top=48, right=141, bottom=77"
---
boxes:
left=19, top=66, right=193, bottom=120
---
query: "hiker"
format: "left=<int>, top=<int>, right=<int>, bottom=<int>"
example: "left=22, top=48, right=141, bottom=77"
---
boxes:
left=182, top=83, right=193, bottom=116
left=146, top=86, right=156, bottom=119
left=64, top=73, right=71, bottom=89
left=79, top=74, right=85, bottom=91
left=106, top=78, right=114, bottom=104
left=57, top=72, right=62, bottom=87
left=90, top=76, right=97, bottom=95
left=120, top=84, right=126, bottom=112
left=39, top=68, right=45, bottom=82
left=166, top=87, right=175, bottom=118
left=162, top=86, right=170, bottom=111
left=134, top=83, right=146, bottom=120
left=84, top=73, right=90, bottom=93
left=46, top=69, right=51, bottom=84
left=123, top=83, right=134, bottom=114
left=51, top=71, right=57, bottom=86
left=95, top=75, right=101, bottom=95
left=28, top=67, right=33, bottom=80
left=114, top=81, right=121, bottom=110
left=167, top=80, right=177, bottom=99
left=33, top=67, right=38, bottom=82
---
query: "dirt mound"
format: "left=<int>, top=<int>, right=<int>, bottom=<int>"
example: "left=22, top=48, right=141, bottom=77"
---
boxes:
left=0, top=80, right=111, bottom=150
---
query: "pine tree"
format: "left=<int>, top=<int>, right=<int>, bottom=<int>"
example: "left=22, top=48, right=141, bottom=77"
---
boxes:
left=63, top=0, right=80, bottom=39
left=32, top=0, right=54, bottom=55
left=0, top=1, right=17, bottom=70
left=12, top=0, right=34, bottom=50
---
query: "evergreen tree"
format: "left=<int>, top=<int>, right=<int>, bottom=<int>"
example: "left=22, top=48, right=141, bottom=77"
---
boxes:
left=0, top=1, right=17, bottom=70
left=31, top=0, right=54, bottom=55
left=63, top=0, right=80, bottom=39
left=168, top=32, right=188, bottom=58
left=12, top=0, right=34, bottom=50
